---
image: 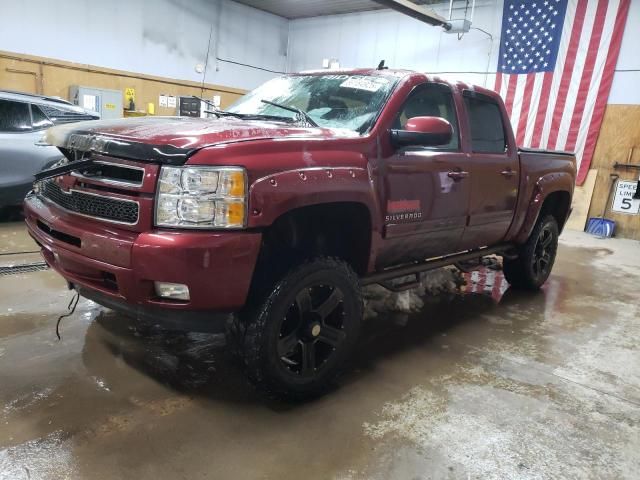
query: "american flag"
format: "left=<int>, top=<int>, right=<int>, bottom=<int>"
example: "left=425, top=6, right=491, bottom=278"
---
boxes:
left=493, top=0, right=630, bottom=185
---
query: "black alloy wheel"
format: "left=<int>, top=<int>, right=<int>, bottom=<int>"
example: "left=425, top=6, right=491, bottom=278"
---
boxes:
left=503, top=214, right=559, bottom=290
left=531, top=223, right=555, bottom=279
left=237, top=257, right=362, bottom=401
left=278, top=284, right=348, bottom=377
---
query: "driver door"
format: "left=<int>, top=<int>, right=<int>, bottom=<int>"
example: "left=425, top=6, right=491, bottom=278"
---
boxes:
left=377, top=83, right=471, bottom=268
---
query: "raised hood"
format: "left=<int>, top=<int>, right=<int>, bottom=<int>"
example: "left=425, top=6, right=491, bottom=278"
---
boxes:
left=45, top=116, right=358, bottom=165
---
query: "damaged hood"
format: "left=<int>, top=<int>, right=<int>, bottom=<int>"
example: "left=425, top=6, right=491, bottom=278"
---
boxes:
left=45, top=116, right=358, bottom=165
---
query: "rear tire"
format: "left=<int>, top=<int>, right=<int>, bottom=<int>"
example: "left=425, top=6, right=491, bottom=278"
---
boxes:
left=503, top=215, right=559, bottom=290
left=236, top=257, right=362, bottom=401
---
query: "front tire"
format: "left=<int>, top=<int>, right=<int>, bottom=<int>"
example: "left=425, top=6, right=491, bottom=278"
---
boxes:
left=238, top=257, right=362, bottom=401
left=503, top=215, right=559, bottom=290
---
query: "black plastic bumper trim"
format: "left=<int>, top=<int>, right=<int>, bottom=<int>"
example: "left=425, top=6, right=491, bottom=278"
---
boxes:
left=75, top=285, right=230, bottom=333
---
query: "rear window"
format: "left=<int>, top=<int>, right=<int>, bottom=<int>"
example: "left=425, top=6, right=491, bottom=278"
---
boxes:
left=464, top=94, right=507, bottom=153
left=0, top=100, right=31, bottom=132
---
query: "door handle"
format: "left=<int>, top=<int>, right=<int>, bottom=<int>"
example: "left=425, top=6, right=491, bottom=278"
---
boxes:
left=448, top=170, right=469, bottom=181
left=500, top=169, right=517, bottom=178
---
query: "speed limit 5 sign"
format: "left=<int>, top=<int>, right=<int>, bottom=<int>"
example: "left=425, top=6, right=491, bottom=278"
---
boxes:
left=611, top=180, right=640, bottom=215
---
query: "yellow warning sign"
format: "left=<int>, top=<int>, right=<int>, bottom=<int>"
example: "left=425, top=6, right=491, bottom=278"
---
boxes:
left=124, top=87, right=135, bottom=104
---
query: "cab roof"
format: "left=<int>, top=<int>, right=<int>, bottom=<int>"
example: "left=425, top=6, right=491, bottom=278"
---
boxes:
left=291, top=68, right=500, bottom=99
left=0, top=90, right=75, bottom=106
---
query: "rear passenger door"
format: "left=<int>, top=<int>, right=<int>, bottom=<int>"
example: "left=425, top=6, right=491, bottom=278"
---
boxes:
left=458, top=91, right=519, bottom=250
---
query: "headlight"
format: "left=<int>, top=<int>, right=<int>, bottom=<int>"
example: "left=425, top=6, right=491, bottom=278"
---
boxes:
left=155, top=166, right=246, bottom=228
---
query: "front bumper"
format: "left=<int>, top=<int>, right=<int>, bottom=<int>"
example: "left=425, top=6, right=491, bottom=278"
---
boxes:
left=75, top=285, right=231, bottom=332
left=24, top=194, right=262, bottom=328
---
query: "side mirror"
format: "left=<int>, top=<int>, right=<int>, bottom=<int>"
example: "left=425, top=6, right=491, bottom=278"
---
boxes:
left=390, top=116, right=453, bottom=148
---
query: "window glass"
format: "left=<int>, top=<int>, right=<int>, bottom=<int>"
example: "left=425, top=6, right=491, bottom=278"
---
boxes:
left=227, top=74, right=397, bottom=134
left=39, top=104, right=97, bottom=124
left=464, top=95, right=507, bottom=153
left=0, top=100, right=31, bottom=132
left=31, top=104, right=54, bottom=129
left=394, top=84, right=459, bottom=150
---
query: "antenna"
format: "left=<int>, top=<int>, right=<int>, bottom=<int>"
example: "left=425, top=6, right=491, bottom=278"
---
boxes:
left=377, top=60, right=387, bottom=70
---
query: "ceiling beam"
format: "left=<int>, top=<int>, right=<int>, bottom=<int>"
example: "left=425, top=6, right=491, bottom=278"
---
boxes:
left=372, top=0, right=449, bottom=27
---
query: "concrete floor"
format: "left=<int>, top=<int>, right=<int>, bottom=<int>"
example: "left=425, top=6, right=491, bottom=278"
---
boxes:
left=0, top=220, right=639, bottom=480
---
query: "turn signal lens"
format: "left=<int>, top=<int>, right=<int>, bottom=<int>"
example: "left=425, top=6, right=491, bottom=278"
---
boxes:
left=227, top=202, right=245, bottom=225
left=219, top=170, right=245, bottom=197
left=215, top=200, right=245, bottom=228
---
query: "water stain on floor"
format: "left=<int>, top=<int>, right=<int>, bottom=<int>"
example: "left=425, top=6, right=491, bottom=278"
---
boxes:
left=0, top=226, right=639, bottom=479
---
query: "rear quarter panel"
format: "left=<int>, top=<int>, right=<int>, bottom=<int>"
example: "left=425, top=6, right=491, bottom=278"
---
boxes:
left=506, top=149, right=576, bottom=243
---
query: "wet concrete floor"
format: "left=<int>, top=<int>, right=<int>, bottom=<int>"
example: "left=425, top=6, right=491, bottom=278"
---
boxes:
left=0, top=223, right=639, bottom=479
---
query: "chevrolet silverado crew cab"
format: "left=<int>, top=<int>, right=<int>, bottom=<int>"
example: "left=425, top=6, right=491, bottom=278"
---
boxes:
left=24, top=69, right=575, bottom=399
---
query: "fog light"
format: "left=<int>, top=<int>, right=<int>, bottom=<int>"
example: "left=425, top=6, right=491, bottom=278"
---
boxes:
left=154, top=282, right=190, bottom=300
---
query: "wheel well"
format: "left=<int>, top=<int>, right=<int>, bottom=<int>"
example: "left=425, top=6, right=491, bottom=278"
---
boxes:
left=539, top=190, right=571, bottom=231
left=258, top=202, right=372, bottom=277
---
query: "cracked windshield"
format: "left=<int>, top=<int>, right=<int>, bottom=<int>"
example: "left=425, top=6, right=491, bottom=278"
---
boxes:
left=226, top=74, right=396, bottom=133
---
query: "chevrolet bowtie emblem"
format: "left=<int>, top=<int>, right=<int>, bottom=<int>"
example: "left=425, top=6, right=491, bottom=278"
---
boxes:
left=67, top=134, right=110, bottom=154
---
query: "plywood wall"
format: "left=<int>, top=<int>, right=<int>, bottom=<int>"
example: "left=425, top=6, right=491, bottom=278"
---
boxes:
left=587, top=104, right=640, bottom=240
left=0, top=50, right=247, bottom=113
left=566, top=169, right=597, bottom=232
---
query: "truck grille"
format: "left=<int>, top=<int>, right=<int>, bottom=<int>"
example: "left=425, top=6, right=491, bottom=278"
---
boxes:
left=40, top=180, right=139, bottom=224
left=72, top=161, right=145, bottom=186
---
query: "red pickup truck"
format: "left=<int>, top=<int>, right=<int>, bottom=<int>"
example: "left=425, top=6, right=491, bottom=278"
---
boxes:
left=24, top=69, right=575, bottom=399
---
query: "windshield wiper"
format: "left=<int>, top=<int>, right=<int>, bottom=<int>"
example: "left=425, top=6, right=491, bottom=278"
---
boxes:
left=260, top=99, right=318, bottom=127
left=192, top=96, right=245, bottom=119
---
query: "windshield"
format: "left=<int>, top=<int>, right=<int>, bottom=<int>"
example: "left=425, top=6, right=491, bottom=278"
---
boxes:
left=226, top=74, right=396, bottom=133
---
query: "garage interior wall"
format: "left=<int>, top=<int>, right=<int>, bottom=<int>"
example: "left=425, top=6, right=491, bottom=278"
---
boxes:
left=288, top=1, right=502, bottom=88
left=0, top=0, right=288, bottom=91
left=584, top=1, right=640, bottom=240
left=287, top=1, right=640, bottom=103
left=0, top=51, right=247, bottom=114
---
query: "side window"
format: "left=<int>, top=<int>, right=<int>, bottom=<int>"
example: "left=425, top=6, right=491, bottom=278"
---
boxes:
left=463, top=94, right=507, bottom=153
left=395, top=84, right=459, bottom=150
left=31, top=104, right=54, bottom=130
left=0, top=100, right=31, bottom=132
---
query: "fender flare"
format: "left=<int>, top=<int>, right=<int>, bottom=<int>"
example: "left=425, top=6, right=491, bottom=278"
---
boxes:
left=514, top=172, right=574, bottom=243
left=247, top=167, right=379, bottom=230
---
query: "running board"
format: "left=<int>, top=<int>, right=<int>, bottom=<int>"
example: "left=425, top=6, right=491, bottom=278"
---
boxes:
left=361, top=244, right=514, bottom=287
